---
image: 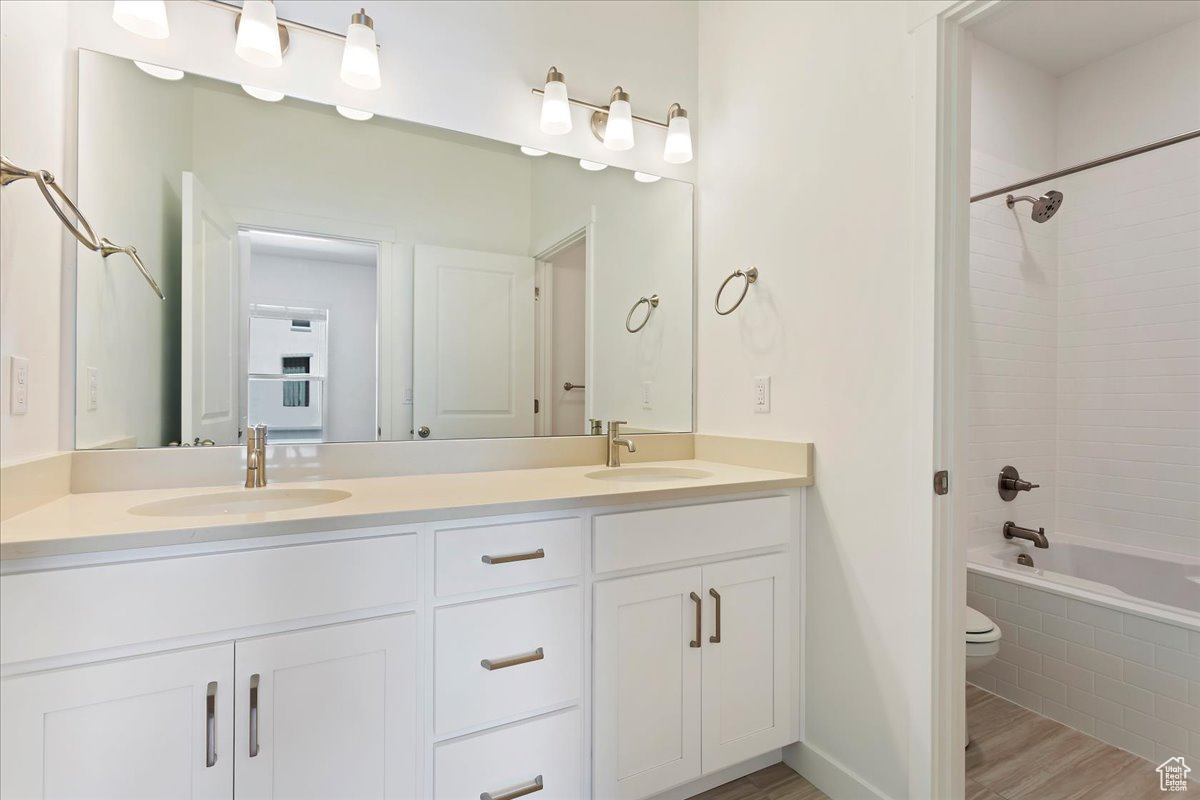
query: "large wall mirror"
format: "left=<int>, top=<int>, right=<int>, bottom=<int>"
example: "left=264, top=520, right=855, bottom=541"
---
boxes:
left=74, top=50, right=693, bottom=449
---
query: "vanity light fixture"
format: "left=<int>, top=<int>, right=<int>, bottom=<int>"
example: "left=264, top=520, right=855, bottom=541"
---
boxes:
left=242, top=84, right=285, bottom=102
left=579, top=159, right=607, bottom=172
left=336, top=105, right=374, bottom=121
left=663, top=103, right=693, bottom=164
left=340, top=8, right=381, bottom=90
left=601, top=87, right=635, bottom=151
left=235, top=0, right=286, bottom=69
left=134, top=61, right=184, bottom=81
left=112, top=0, right=170, bottom=39
left=539, top=67, right=573, bottom=135
left=520, top=146, right=549, bottom=157
left=633, top=171, right=661, bottom=183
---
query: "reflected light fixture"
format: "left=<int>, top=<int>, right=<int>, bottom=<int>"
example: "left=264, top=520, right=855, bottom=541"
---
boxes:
left=579, top=159, right=607, bottom=171
left=539, top=67, right=572, bottom=135
left=242, top=84, right=285, bottom=102
left=602, top=87, right=635, bottom=151
left=235, top=0, right=285, bottom=68
left=134, top=61, right=184, bottom=81
left=336, top=105, right=374, bottom=121
left=112, top=1, right=170, bottom=39
left=633, top=171, right=661, bottom=183
left=520, top=146, right=549, bottom=157
left=341, top=8, right=381, bottom=90
left=663, top=103, right=693, bottom=164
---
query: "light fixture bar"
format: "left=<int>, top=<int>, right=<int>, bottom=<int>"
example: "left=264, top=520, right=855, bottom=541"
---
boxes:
left=196, top=0, right=381, bottom=48
left=531, top=87, right=669, bottom=130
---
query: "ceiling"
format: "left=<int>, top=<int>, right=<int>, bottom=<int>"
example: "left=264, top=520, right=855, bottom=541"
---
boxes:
left=245, top=230, right=377, bottom=267
left=971, top=0, right=1200, bottom=77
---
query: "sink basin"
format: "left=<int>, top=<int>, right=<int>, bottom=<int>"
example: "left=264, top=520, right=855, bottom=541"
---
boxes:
left=585, top=466, right=713, bottom=483
left=129, top=488, right=352, bottom=518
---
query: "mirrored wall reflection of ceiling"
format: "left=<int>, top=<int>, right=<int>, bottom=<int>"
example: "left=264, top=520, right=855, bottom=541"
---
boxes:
left=970, top=0, right=1200, bottom=77
left=245, top=230, right=376, bottom=267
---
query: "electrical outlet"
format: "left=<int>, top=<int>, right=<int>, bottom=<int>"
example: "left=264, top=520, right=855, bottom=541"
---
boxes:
left=87, top=367, right=99, bottom=411
left=403, top=386, right=413, bottom=405
left=754, top=375, right=771, bottom=413
left=10, top=355, right=29, bottom=415
left=642, top=381, right=653, bottom=410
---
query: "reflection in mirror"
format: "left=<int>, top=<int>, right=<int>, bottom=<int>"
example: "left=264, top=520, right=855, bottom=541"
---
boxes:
left=74, top=50, right=693, bottom=449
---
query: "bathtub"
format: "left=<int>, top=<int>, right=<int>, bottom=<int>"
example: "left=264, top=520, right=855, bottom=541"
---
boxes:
left=968, top=534, right=1199, bottom=767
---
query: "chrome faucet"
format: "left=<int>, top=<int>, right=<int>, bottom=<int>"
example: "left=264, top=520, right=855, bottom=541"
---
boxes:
left=1004, top=521, right=1048, bottom=549
left=245, top=424, right=268, bottom=488
left=607, top=420, right=637, bottom=467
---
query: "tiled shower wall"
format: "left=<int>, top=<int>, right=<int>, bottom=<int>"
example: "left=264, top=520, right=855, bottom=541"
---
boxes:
left=968, top=571, right=1200, bottom=768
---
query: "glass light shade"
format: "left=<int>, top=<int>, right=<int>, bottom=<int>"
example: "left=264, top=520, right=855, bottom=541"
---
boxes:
left=579, top=159, right=607, bottom=171
left=603, top=99, right=635, bottom=151
left=235, top=0, right=283, bottom=69
left=633, top=171, right=662, bottom=183
left=242, top=84, right=285, bottom=102
left=112, top=1, right=169, bottom=39
left=520, top=146, right=548, bottom=157
left=336, top=105, right=374, bottom=121
left=340, top=22, right=381, bottom=90
left=540, top=80, right=572, bottom=135
left=663, top=114, right=693, bottom=164
left=134, top=61, right=184, bottom=81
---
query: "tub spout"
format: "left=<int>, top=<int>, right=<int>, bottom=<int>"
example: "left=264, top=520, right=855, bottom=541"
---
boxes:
left=1004, top=521, right=1049, bottom=549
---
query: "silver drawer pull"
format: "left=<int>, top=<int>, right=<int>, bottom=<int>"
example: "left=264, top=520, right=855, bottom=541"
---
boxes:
left=248, top=674, right=260, bottom=758
left=481, top=647, right=545, bottom=671
left=481, top=774, right=544, bottom=800
left=205, top=681, right=218, bottom=768
left=481, top=548, right=545, bottom=565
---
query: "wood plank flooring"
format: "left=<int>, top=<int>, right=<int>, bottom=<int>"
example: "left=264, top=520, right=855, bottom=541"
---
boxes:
left=686, top=763, right=829, bottom=800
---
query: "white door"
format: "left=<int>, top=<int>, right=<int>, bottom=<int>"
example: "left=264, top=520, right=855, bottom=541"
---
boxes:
left=701, top=554, right=793, bottom=772
left=182, top=172, right=241, bottom=445
left=593, top=567, right=702, bottom=800
left=234, top=614, right=418, bottom=800
left=413, top=245, right=535, bottom=440
left=0, top=643, right=234, bottom=799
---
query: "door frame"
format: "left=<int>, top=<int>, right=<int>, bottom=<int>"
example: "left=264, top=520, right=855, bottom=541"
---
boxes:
left=534, top=227, right=590, bottom=436
left=911, top=2, right=1003, bottom=798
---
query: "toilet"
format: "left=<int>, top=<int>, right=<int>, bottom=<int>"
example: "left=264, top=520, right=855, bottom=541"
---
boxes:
left=965, top=606, right=1002, bottom=747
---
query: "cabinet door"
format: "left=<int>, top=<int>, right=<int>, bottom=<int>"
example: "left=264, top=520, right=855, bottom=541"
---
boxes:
left=234, top=614, right=418, bottom=800
left=0, top=643, right=234, bottom=800
left=594, top=567, right=702, bottom=800
left=701, top=553, right=792, bottom=772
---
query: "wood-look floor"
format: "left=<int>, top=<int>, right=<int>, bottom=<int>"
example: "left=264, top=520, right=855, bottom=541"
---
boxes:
left=689, top=687, right=1166, bottom=800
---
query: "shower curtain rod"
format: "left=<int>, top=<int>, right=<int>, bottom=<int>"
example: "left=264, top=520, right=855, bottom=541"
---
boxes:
left=970, top=128, right=1199, bottom=203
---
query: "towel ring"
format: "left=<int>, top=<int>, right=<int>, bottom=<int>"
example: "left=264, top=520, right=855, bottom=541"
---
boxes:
left=715, top=267, right=758, bottom=315
left=625, top=294, right=659, bottom=333
left=33, top=169, right=102, bottom=251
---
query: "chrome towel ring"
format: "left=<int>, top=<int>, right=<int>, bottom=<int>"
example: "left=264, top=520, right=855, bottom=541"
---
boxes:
left=715, top=267, right=758, bottom=315
left=626, top=294, right=659, bottom=333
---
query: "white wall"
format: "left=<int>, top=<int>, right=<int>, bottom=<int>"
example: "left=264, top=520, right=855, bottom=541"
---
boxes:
left=698, top=2, right=918, bottom=797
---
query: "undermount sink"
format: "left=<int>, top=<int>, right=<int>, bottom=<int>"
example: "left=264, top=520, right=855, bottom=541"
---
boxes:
left=585, top=466, right=713, bottom=483
left=129, top=488, right=352, bottom=518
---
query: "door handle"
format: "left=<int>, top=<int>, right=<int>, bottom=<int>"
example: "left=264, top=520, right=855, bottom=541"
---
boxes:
left=709, top=588, right=722, bottom=643
left=481, top=774, right=544, bottom=800
left=417, top=426, right=431, bottom=438
left=689, top=592, right=702, bottom=648
left=205, top=681, right=218, bottom=768
left=248, top=673, right=260, bottom=758
left=481, top=647, right=545, bottom=671
left=481, top=548, right=545, bottom=565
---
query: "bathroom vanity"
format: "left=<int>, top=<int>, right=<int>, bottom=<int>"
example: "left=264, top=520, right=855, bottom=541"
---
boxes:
left=0, top=459, right=808, bottom=800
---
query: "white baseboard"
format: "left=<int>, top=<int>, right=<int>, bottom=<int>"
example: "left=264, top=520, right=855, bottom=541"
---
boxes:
left=647, top=750, right=782, bottom=800
left=783, top=742, right=894, bottom=800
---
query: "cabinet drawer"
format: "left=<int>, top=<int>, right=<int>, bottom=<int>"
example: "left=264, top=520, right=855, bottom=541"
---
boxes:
left=434, top=708, right=581, bottom=800
left=593, top=496, right=791, bottom=573
left=434, top=586, right=581, bottom=735
left=0, top=532, right=417, bottom=664
left=434, top=517, right=582, bottom=597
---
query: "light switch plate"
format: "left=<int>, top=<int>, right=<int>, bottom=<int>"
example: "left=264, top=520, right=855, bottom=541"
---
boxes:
left=87, top=367, right=99, bottom=411
left=10, top=355, right=29, bottom=415
left=642, top=381, right=653, bottom=410
left=754, top=375, right=771, bottom=413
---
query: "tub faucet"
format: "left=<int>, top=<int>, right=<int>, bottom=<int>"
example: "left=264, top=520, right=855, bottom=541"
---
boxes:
left=245, top=424, right=268, bottom=488
left=607, top=420, right=636, bottom=467
left=1004, top=521, right=1048, bottom=549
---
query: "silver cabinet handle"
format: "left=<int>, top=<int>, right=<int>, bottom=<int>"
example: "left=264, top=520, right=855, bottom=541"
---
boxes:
left=481, top=774, right=544, bottom=800
left=481, top=647, right=544, bottom=671
left=205, top=681, right=218, bottom=768
left=709, top=588, right=722, bottom=643
left=689, top=592, right=702, bottom=648
left=249, top=674, right=260, bottom=758
left=481, top=548, right=545, bottom=565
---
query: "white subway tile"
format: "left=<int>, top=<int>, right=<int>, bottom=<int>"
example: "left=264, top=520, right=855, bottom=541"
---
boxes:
left=1124, top=615, right=1190, bottom=651
left=1157, top=647, right=1200, bottom=682
left=967, top=592, right=996, bottom=618
left=1042, top=656, right=1095, bottom=692
left=1191, top=681, right=1200, bottom=708
left=1156, top=695, right=1200, bottom=734
left=995, top=679, right=1042, bottom=714
left=1064, top=599, right=1123, bottom=633
left=973, top=574, right=1018, bottom=603
left=1019, top=626, right=1068, bottom=660
left=1190, top=631, right=1200, bottom=656
left=979, top=657, right=1018, bottom=686
left=1019, top=667, right=1068, bottom=705
left=1066, top=642, right=1123, bottom=679
left=995, top=599, right=1042, bottom=631
left=1018, top=586, right=1068, bottom=616
left=1042, top=614, right=1095, bottom=646
left=1123, top=661, right=1189, bottom=703
left=1190, top=731, right=1200, bottom=759
left=1041, top=700, right=1096, bottom=736
left=1094, top=629, right=1156, bottom=666
left=1124, top=708, right=1188, bottom=751
left=997, top=641, right=1043, bottom=672
left=1068, top=686, right=1124, bottom=726
left=1095, top=675, right=1154, bottom=714
left=1094, top=720, right=1157, bottom=762
left=970, top=673, right=997, bottom=693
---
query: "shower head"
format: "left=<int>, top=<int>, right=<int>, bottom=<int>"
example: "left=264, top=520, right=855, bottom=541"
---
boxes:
left=1006, top=190, right=1064, bottom=223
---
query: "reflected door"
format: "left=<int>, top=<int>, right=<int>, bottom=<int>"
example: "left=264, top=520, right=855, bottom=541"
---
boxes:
left=182, top=172, right=241, bottom=445
left=413, top=245, right=535, bottom=440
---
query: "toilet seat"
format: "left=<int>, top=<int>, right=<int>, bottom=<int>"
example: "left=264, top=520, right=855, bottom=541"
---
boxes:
left=966, top=606, right=1001, bottom=644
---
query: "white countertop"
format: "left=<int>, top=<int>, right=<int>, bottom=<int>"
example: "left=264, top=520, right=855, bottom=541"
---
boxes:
left=0, top=460, right=811, bottom=560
